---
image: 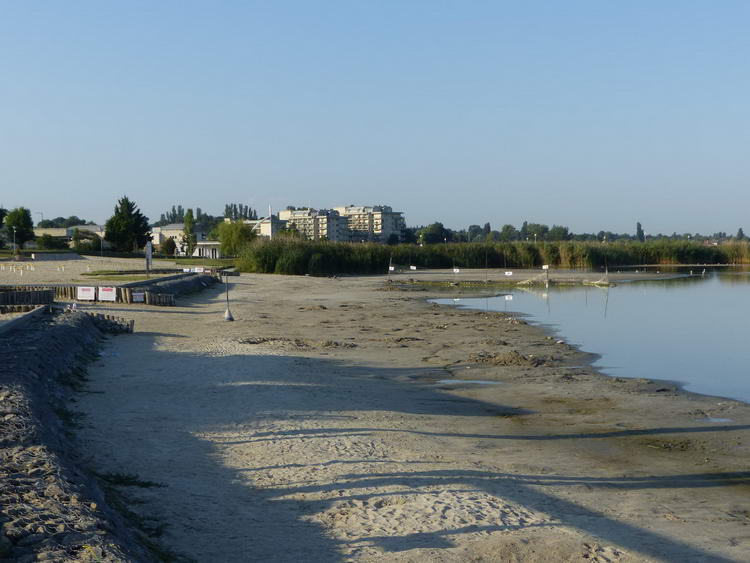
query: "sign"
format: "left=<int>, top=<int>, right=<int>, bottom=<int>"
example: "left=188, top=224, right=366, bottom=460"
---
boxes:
left=77, top=286, right=96, bottom=301
left=505, top=295, right=513, bottom=301
left=505, top=271, right=513, bottom=276
left=388, top=266, right=395, bottom=272
left=453, top=268, right=460, bottom=273
left=132, top=291, right=145, bottom=303
left=410, top=265, right=417, bottom=271
left=542, top=265, right=549, bottom=270
left=98, top=286, right=117, bottom=302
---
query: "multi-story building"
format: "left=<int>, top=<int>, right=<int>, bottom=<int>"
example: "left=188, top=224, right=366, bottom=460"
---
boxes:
left=277, top=208, right=349, bottom=242
left=236, top=215, right=287, bottom=238
left=333, top=205, right=405, bottom=243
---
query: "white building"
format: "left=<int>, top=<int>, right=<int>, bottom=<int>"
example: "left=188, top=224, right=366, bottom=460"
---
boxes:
left=233, top=215, right=287, bottom=238
left=333, top=205, right=405, bottom=243
left=277, top=208, right=349, bottom=241
left=151, top=223, right=208, bottom=255
left=192, top=241, right=223, bottom=260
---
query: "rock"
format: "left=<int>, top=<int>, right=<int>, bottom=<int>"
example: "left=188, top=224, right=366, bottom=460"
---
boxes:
left=44, top=484, right=65, bottom=500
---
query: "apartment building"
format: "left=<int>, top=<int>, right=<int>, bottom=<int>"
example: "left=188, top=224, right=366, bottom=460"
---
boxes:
left=333, top=205, right=405, bottom=243
left=278, top=208, right=349, bottom=242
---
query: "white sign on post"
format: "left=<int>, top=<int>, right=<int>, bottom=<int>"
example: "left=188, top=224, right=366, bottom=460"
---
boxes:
left=542, top=265, right=550, bottom=270
left=505, top=295, right=514, bottom=301
left=453, top=268, right=460, bottom=273
left=409, top=265, right=417, bottom=271
left=388, top=266, right=395, bottom=272
left=505, top=271, right=513, bottom=276
left=98, top=287, right=117, bottom=302
left=77, top=286, right=96, bottom=301
left=132, top=291, right=145, bottom=303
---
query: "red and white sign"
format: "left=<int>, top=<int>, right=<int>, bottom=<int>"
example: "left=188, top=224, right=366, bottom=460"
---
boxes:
left=77, top=286, right=96, bottom=301
left=132, top=292, right=145, bottom=303
left=98, top=286, right=117, bottom=302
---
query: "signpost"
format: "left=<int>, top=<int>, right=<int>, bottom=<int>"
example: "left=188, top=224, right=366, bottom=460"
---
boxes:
left=145, top=241, right=153, bottom=279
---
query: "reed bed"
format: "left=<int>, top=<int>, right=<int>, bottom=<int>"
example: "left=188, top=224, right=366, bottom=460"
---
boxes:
left=235, top=239, right=750, bottom=276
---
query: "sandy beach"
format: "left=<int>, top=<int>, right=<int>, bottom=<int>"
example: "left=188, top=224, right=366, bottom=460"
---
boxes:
left=69, top=272, right=749, bottom=562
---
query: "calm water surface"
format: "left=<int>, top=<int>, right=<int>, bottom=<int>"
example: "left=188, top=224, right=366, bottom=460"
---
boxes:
left=434, top=267, right=750, bottom=403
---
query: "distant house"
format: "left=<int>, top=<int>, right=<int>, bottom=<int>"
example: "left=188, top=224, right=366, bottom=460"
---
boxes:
left=151, top=223, right=208, bottom=255
left=192, top=241, right=223, bottom=260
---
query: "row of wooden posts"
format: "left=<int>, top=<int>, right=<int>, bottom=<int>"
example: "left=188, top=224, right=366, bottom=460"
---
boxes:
left=0, top=289, right=56, bottom=306
left=0, top=285, right=175, bottom=306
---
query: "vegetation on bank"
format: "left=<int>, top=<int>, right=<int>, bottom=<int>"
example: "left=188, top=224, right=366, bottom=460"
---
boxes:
left=235, top=239, right=750, bottom=276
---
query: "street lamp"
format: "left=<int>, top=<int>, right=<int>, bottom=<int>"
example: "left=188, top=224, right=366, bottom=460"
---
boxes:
left=12, top=226, right=17, bottom=253
left=223, top=273, right=234, bottom=321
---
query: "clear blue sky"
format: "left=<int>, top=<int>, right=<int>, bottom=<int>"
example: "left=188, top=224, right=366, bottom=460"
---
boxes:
left=1, top=1, right=748, bottom=234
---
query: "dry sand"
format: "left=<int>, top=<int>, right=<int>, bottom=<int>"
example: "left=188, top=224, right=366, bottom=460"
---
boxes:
left=70, top=273, right=749, bottom=562
left=0, top=255, right=181, bottom=285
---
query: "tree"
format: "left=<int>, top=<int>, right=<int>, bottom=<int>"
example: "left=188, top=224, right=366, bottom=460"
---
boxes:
left=418, top=222, right=450, bottom=244
left=636, top=222, right=645, bottom=242
left=5, top=207, right=35, bottom=249
left=217, top=221, right=255, bottom=255
left=499, top=224, right=518, bottom=241
left=182, top=209, right=197, bottom=256
left=162, top=237, right=177, bottom=256
left=71, top=228, right=82, bottom=250
left=548, top=225, right=570, bottom=241
left=104, top=196, right=150, bottom=252
left=736, top=228, right=746, bottom=241
left=0, top=208, right=7, bottom=226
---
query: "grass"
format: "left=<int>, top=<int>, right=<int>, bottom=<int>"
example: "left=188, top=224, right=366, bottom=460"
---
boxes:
left=82, top=274, right=153, bottom=282
left=165, top=257, right=235, bottom=267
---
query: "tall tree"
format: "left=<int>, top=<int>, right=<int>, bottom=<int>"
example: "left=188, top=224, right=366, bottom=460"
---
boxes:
left=217, top=221, right=255, bottom=255
left=737, top=227, right=746, bottom=240
left=182, top=209, right=197, bottom=256
left=5, top=207, right=35, bottom=249
left=636, top=222, right=645, bottom=242
left=104, top=196, right=150, bottom=252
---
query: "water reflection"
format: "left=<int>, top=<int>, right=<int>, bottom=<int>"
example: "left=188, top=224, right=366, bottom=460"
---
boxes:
left=435, top=268, right=750, bottom=403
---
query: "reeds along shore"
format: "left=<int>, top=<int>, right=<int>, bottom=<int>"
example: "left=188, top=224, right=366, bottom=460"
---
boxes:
left=235, top=239, right=750, bottom=276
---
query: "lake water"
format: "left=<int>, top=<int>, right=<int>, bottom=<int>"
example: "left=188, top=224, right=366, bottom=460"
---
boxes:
left=434, top=267, right=750, bottom=403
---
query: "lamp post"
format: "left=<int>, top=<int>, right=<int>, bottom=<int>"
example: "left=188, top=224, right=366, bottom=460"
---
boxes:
left=223, top=273, right=234, bottom=321
left=12, top=226, right=17, bottom=254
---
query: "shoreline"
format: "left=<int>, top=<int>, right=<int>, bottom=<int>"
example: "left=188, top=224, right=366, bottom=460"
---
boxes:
left=431, top=294, right=750, bottom=408
left=69, top=273, right=750, bottom=561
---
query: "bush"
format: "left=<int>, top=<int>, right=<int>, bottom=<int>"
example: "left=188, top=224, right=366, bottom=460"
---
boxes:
left=234, top=239, right=749, bottom=276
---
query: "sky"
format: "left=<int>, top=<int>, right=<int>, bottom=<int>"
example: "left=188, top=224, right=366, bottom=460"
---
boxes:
left=1, top=1, right=748, bottom=234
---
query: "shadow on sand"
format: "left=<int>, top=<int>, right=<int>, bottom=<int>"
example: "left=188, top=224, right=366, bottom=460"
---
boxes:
left=84, top=330, right=748, bottom=562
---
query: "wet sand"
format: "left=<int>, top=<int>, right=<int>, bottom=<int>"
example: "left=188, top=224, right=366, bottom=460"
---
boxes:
left=73, top=273, right=750, bottom=562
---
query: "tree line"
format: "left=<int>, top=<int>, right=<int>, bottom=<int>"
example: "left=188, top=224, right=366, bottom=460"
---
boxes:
left=413, top=221, right=748, bottom=245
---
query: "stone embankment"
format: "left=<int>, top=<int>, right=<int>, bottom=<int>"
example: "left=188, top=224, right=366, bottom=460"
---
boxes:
left=0, top=311, right=149, bottom=562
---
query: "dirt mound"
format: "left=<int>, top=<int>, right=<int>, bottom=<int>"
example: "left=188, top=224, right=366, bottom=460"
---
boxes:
left=0, top=312, right=149, bottom=562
